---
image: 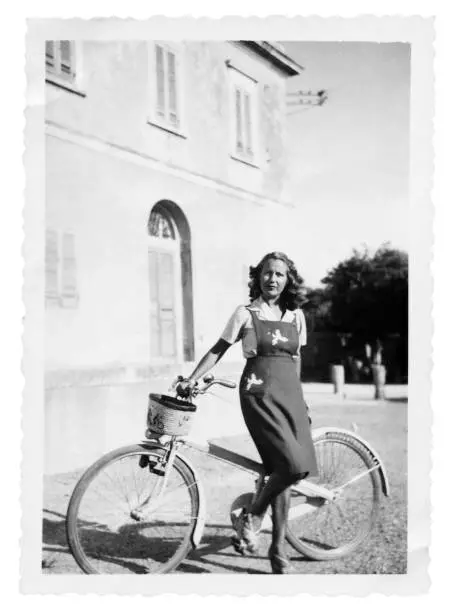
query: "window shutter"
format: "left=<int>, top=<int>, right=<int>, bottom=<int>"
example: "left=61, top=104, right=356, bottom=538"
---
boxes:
left=45, top=229, right=59, bottom=305
left=235, top=88, right=243, bottom=153
left=155, top=45, right=165, bottom=118
left=148, top=249, right=177, bottom=358
left=167, top=51, right=178, bottom=126
left=59, top=41, right=73, bottom=78
left=45, top=41, right=56, bottom=69
left=158, top=252, right=176, bottom=358
left=148, top=250, right=160, bottom=357
left=244, top=92, right=252, bottom=155
left=229, top=67, right=257, bottom=163
left=61, top=232, right=78, bottom=304
left=46, top=40, right=76, bottom=82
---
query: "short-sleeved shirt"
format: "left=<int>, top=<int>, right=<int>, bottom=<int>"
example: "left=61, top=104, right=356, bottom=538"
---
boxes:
left=220, top=297, right=307, bottom=359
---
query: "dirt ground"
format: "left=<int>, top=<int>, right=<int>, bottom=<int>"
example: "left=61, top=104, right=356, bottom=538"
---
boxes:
left=42, top=396, right=407, bottom=575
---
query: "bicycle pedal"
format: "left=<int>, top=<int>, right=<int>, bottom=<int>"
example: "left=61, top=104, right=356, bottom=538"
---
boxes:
left=231, top=535, right=247, bottom=556
left=130, top=509, right=145, bottom=522
left=245, top=542, right=257, bottom=554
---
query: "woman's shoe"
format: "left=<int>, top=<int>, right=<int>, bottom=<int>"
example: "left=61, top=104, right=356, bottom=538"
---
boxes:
left=231, top=508, right=261, bottom=554
left=268, top=547, right=294, bottom=574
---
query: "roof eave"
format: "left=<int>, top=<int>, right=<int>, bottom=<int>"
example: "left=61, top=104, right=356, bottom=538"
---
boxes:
left=238, top=41, right=304, bottom=76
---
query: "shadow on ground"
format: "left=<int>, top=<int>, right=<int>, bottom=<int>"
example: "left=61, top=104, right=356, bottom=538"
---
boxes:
left=42, top=509, right=267, bottom=574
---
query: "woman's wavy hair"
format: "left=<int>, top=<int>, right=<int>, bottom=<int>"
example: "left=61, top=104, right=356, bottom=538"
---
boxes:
left=248, top=251, right=306, bottom=311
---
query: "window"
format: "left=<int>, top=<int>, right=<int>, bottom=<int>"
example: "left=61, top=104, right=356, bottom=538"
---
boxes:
left=148, top=43, right=184, bottom=135
left=235, top=89, right=253, bottom=158
left=46, top=40, right=76, bottom=83
left=147, top=202, right=195, bottom=362
left=147, top=208, right=179, bottom=359
left=148, top=249, right=177, bottom=359
left=228, top=63, right=258, bottom=166
left=45, top=40, right=85, bottom=96
left=45, top=229, right=79, bottom=308
left=148, top=209, right=176, bottom=240
left=61, top=232, right=79, bottom=306
left=45, top=229, right=60, bottom=307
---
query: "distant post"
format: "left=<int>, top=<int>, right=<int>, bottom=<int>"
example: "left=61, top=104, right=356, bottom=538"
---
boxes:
left=372, top=364, right=386, bottom=399
left=331, top=364, right=345, bottom=396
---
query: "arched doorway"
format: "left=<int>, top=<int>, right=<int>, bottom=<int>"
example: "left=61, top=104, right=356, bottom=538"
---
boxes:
left=147, top=201, right=194, bottom=362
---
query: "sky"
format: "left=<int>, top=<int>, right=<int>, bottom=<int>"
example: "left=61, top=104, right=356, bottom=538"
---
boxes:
left=280, top=42, right=410, bottom=286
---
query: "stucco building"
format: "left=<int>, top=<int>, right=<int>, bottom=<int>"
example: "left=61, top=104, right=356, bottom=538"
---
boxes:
left=44, top=40, right=304, bottom=473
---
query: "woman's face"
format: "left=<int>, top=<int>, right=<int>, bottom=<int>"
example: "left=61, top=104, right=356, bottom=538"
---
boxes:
left=260, top=258, right=288, bottom=301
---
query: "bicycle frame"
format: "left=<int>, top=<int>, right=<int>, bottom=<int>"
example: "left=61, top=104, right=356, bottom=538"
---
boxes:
left=188, top=440, right=335, bottom=530
left=187, top=438, right=337, bottom=501
left=138, top=419, right=391, bottom=548
left=136, top=377, right=390, bottom=551
left=195, top=430, right=390, bottom=533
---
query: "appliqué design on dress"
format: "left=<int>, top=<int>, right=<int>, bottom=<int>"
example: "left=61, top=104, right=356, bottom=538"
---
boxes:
left=268, top=329, right=289, bottom=346
left=245, top=373, right=264, bottom=391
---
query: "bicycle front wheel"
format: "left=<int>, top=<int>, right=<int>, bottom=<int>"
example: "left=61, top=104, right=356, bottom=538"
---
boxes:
left=286, top=431, right=382, bottom=561
left=66, top=444, right=200, bottom=574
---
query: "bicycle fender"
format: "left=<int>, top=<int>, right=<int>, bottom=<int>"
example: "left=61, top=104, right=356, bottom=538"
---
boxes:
left=312, top=427, right=390, bottom=497
left=175, top=450, right=206, bottom=549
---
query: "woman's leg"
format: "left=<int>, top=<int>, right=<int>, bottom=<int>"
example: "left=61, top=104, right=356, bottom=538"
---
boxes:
left=235, top=473, right=296, bottom=566
left=247, top=471, right=296, bottom=530
left=270, top=487, right=291, bottom=555
left=232, top=471, right=293, bottom=555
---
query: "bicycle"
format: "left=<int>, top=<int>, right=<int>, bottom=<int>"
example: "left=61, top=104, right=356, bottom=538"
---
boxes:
left=66, top=374, right=390, bottom=574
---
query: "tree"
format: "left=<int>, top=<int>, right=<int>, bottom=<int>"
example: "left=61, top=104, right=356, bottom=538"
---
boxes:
left=319, top=244, right=408, bottom=366
left=303, top=287, right=331, bottom=333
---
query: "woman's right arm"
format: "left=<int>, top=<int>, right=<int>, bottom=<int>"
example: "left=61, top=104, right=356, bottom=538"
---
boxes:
left=185, top=338, right=232, bottom=385
left=177, top=305, right=247, bottom=395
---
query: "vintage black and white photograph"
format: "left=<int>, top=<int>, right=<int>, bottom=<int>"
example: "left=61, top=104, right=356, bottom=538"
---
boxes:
left=21, top=16, right=433, bottom=595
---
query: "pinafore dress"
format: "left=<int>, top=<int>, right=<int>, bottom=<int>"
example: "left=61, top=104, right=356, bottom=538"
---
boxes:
left=239, top=309, right=318, bottom=480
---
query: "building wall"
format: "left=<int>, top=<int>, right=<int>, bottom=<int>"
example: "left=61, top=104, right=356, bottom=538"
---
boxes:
left=44, top=41, right=302, bottom=473
left=46, top=41, right=289, bottom=202
left=45, top=135, right=299, bottom=371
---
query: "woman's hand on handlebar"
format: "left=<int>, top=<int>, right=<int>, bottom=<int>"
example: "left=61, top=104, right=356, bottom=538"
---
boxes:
left=174, top=377, right=197, bottom=399
left=172, top=373, right=237, bottom=398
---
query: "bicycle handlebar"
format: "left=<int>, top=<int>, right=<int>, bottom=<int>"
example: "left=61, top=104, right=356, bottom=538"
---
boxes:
left=202, top=378, right=237, bottom=391
left=174, top=375, right=236, bottom=399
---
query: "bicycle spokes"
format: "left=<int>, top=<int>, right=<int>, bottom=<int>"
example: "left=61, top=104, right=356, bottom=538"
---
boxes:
left=286, top=434, right=381, bottom=558
left=71, top=449, right=198, bottom=573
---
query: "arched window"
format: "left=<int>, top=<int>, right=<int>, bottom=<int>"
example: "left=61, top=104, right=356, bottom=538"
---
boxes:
left=147, top=202, right=194, bottom=362
left=148, top=209, right=176, bottom=240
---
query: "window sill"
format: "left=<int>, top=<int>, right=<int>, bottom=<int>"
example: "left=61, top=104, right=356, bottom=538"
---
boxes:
left=45, top=294, right=79, bottom=309
left=61, top=295, right=79, bottom=309
left=46, top=76, right=87, bottom=98
left=147, top=119, right=188, bottom=140
left=230, top=153, right=260, bottom=169
left=45, top=295, right=60, bottom=309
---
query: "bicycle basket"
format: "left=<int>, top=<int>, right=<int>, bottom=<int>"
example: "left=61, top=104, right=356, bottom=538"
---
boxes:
left=147, top=394, right=197, bottom=436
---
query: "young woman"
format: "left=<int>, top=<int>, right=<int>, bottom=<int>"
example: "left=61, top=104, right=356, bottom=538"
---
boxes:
left=178, top=252, right=318, bottom=574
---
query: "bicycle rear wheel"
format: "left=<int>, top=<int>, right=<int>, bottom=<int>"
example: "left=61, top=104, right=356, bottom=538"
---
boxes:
left=286, top=431, right=382, bottom=561
left=66, top=444, right=200, bottom=574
